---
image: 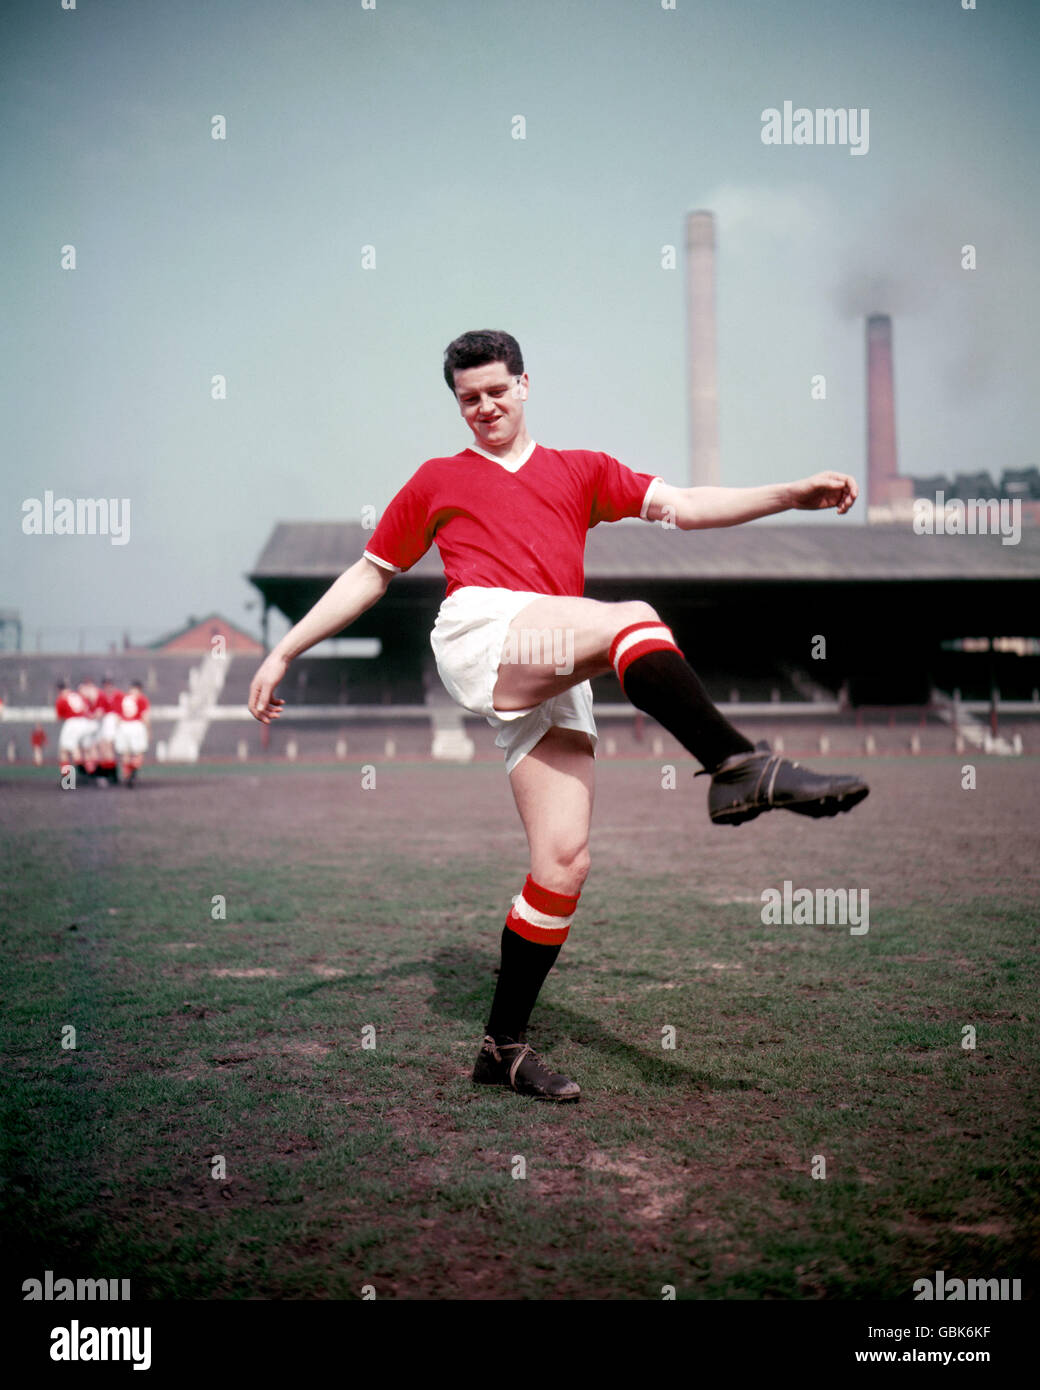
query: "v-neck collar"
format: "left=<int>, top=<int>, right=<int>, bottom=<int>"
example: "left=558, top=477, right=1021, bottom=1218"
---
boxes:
left=465, top=439, right=538, bottom=473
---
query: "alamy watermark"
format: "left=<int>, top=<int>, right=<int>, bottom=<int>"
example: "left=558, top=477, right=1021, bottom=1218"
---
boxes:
left=761, top=101, right=869, bottom=156
left=913, top=493, right=1020, bottom=546
left=49, top=1322, right=151, bottom=1371
left=23, top=1271, right=130, bottom=1301
left=500, top=626, right=575, bottom=676
left=913, top=1270, right=1021, bottom=1301
left=761, top=880, right=869, bottom=935
left=22, top=491, right=131, bottom=546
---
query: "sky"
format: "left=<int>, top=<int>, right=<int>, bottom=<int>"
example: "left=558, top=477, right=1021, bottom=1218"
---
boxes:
left=2, top=0, right=1037, bottom=651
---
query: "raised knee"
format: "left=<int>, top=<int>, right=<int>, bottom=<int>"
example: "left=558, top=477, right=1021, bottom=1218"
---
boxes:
left=614, top=599, right=659, bottom=630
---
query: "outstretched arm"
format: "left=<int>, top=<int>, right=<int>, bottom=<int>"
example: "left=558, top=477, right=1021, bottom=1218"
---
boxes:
left=646, top=472, right=858, bottom=529
left=248, top=556, right=392, bottom=722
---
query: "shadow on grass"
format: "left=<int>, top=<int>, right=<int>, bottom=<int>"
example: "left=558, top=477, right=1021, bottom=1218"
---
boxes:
left=285, top=943, right=755, bottom=1094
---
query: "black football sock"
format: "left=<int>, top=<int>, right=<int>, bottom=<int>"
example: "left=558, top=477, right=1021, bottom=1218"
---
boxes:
left=485, top=876, right=578, bottom=1042
left=609, top=621, right=754, bottom=774
left=486, top=929, right=561, bottom=1043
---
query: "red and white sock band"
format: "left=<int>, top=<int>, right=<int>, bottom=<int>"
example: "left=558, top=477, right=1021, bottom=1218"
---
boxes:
left=506, top=874, right=579, bottom=946
left=609, top=621, right=682, bottom=688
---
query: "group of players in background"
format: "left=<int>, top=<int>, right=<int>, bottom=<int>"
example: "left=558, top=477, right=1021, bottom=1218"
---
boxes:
left=53, top=676, right=150, bottom=786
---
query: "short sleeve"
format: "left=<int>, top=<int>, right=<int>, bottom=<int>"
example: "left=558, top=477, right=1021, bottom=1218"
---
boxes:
left=364, top=470, right=436, bottom=573
left=588, top=453, right=663, bottom=527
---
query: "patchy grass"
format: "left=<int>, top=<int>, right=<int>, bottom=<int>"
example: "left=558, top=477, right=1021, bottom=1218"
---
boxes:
left=1, top=758, right=1038, bottom=1299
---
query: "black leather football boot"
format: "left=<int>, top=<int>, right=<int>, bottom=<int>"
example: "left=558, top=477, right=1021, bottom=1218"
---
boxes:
left=707, top=741, right=869, bottom=826
left=472, top=1035, right=580, bottom=1102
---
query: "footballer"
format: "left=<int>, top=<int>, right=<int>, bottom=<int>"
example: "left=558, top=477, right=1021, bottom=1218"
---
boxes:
left=114, top=681, right=151, bottom=788
left=249, top=330, right=868, bottom=1102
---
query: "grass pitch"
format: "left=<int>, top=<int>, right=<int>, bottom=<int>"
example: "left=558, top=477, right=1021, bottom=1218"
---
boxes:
left=1, top=756, right=1037, bottom=1300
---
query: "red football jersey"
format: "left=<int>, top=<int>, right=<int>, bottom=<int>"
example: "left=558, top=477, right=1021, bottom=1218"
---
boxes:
left=364, top=444, right=660, bottom=598
left=56, top=692, right=87, bottom=718
left=119, top=692, right=150, bottom=721
left=98, top=687, right=125, bottom=715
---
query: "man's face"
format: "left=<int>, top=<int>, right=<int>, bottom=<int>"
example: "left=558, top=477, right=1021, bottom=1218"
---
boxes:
left=453, top=361, right=528, bottom=449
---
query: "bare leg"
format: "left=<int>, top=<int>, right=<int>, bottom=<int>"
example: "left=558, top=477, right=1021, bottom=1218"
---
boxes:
left=492, top=592, right=763, bottom=783
left=474, top=726, right=595, bottom=1100
left=492, top=595, right=659, bottom=712
left=507, top=725, right=595, bottom=894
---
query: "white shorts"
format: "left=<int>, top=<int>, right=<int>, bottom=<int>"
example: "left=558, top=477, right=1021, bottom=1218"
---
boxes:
left=100, top=712, right=120, bottom=741
left=115, top=721, right=148, bottom=756
left=430, top=586, right=597, bottom=774
left=60, top=717, right=95, bottom=752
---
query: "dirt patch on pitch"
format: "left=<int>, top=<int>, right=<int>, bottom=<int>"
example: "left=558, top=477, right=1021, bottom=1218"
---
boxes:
left=209, top=967, right=282, bottom=978
left=578, top=1148, right=685, bottom=1221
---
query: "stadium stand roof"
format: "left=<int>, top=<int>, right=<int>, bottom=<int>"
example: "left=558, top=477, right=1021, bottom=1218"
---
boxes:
left=251, top=519, right=1040, bottom=586
left=250, top=519, right=1040, bottom=705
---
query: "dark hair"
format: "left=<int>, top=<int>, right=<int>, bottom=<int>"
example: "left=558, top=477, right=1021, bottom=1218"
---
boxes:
left=443, top=330, right=523, bottom=395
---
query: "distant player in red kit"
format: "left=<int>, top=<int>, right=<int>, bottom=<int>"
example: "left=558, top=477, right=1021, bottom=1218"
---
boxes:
left=96, top=676, right=125, bottom=783
left=55, top=680, right=90, bottom=778
left=77, top=678, right=103, bottom=777
left=31, top=724, right=48, bottom=766
left=114, top=681, right=150, bottom=787
left=248, top=330, right=868, bottom=1101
